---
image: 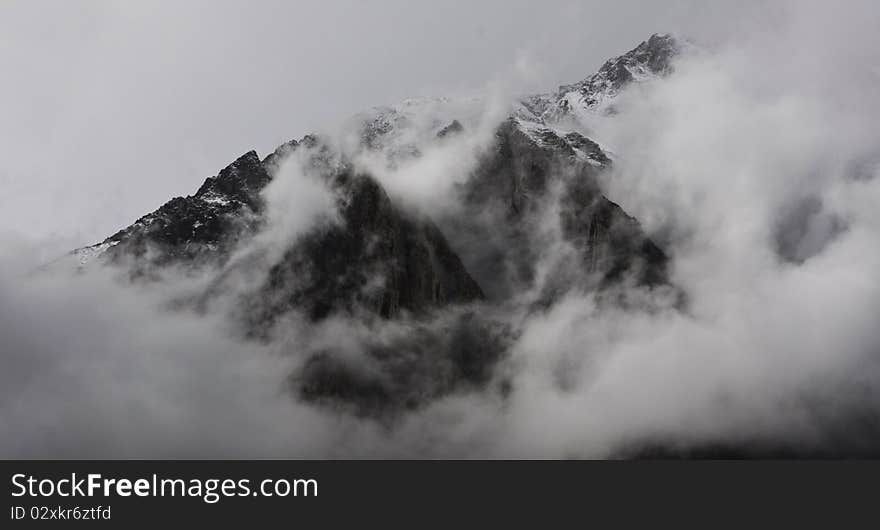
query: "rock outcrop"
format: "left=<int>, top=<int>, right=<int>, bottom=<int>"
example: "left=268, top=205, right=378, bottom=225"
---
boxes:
left=253, top=169, right=484, bottom=324
left=77, top=151, right=270, bottom=271
left=71, top=34, right=683, bottom=415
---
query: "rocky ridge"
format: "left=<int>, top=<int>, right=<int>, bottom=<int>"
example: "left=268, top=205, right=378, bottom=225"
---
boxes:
left=71, top=34, right=683, bottom=414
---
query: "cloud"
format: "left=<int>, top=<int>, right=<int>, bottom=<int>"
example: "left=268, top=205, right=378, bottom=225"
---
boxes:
left=475, top=2, right=880, bottom=456
left=2, top=1, right=880, bottom=458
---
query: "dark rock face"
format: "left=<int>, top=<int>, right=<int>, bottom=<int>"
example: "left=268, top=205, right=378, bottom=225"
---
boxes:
left=195, top=150, right=272, bottom=210
left=559, top=173, right=668, bottom=287
left=252, top=171, right=484, bottom=326
left=81, top=136, right=490, bottom=416
left=93, top=151, right=271, bottom=270
left=86, top=138, right=484, bottom=324
left=439, top=119, right=666, bottom=302
left=296, top=311, right=511, bottom=417
left=472, top=120, right=611, bottom=212
left=75, top=34, right=678, bottom=417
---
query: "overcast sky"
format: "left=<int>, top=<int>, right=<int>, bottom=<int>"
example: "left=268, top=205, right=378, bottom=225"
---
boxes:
left=0, top=0, right=792, bottom=259
left=3, top=0, right=880, bottom=458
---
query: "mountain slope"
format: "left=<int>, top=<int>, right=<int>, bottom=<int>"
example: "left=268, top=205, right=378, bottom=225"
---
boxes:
left=443, top=116, right=667, bottom=303
left=70, top=34, right=682, bottom=414
left=249, top=168, right=485, bottom=326
left=74, top=150, right=270, bottom=271
left=520, top=33, right=681, bottom=122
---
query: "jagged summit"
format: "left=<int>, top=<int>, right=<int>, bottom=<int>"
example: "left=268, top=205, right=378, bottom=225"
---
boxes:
left=195, top=150, right=270, bottom=209
left=73, top=32, right=678, bottom=301
left=67, top=34, right=678, bottom=414
left=73, top=150, right=271, bottom=268
left=521, top=33, right=682, bottom=123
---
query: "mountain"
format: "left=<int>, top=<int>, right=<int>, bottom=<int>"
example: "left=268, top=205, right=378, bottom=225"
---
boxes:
left=520, top=33, right=681, bottom=122
left=248, top=164, right=486, bottom=325
left=70, top=34, right=682, bottom=414
left=75, top=150, right=270, bottom=273
left=446, top=117, right=667, bottom=304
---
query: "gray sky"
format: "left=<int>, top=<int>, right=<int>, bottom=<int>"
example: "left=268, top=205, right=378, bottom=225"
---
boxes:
left=3, top=0, right=880, bottom=458
left=0, top=0, right=783, bottom=257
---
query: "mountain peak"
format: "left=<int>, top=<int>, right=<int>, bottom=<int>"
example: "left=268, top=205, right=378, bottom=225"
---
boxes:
left=66, top=35, right=673, bottom=414
left=195, top=150, right=271, bottom=209
left=618, top=32, right=680, bottom=74
left=520, top=32, right=683, bottom=123
left=560, top=32, right=681, bottom=105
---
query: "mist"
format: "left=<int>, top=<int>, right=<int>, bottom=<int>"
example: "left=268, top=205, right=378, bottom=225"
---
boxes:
left=2, top=1, right=880, bottom=458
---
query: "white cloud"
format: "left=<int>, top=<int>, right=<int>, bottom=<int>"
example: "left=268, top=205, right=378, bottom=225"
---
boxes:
left=2, top=0, right=880, bottom=458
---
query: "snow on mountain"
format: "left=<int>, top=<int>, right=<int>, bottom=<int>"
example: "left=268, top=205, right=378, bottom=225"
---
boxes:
left=69, top=34, right=684, bottom=271
left=521, top=33, right=682, bottom=123
left=53, top=33, right=687, bottom=415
